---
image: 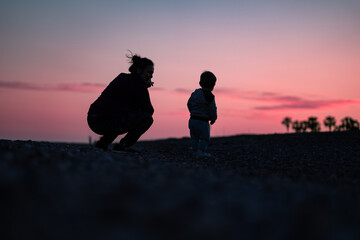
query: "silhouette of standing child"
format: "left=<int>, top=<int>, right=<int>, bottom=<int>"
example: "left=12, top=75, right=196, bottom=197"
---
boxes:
left=87, top=53, right=154, bottom=152
left=187, top=71, right=217, bottom=158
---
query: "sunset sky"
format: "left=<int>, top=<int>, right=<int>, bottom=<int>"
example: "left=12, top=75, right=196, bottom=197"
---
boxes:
left=1, top=0, right=359, bottom=142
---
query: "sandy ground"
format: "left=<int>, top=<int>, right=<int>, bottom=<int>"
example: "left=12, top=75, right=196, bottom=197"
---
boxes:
left=1, top=131, right=359, bottom=239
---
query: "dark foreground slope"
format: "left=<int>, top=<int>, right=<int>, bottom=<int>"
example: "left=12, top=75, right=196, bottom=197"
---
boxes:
left=1, top=132, right=359, bottom=240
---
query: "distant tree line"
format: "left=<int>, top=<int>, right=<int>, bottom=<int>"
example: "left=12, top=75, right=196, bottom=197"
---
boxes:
left=281, top=116, right=360, bottom=133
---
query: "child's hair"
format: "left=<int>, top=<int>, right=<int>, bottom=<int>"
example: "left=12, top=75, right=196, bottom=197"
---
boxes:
left=199, top=71, right=217, bottom=89
left=126, top=51, right=154, bottom=74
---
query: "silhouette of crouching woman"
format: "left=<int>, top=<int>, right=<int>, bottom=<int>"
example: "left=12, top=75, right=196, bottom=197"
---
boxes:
left=87, top=53, right=155, bottom=151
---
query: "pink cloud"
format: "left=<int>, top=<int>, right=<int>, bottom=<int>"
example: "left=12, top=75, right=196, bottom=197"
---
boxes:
left=0, top=80, right=166, bottom=94
left=150, top=87, right=165, bottom=91
left=0, top=81, right=48, bottom=91
left=212, top=89, right=359, bottom=111
left=214, top=88, right=239, bottom=94
left=254, top=99, right=358, bottom=110
left=173, top=88, right=192, bottom=94
left=251, top=92, right=359, bottom=110
left=0, top=81, right=106, bottom=93
left=56, top=83, right=106, bottom=93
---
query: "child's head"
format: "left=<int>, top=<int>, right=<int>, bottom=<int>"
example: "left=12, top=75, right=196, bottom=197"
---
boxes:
left=199, top=71, right=217, bottom=91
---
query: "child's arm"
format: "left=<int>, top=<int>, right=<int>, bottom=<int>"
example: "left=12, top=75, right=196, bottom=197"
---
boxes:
left=209, top=99, right=217, bottom=125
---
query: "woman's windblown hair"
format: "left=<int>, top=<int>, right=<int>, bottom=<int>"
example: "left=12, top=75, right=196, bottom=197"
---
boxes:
left=127, top=51, right=154, bottom=74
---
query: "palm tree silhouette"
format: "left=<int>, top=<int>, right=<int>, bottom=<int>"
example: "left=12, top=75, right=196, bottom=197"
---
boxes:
left=282, top=116, right=359, bottom=132
left=292, top=121, right=302, bottom=133
left=341, top=117, right=360, bottom=131
left=281, top=117, right=292, bottom=132
left=307, top=116, right=321, bottom=132
left=323, top=116, right=336, bottom=132
left=300, top=120, right=309, bottom=132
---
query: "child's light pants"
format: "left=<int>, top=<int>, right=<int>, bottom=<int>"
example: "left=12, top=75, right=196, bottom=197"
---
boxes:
left=188, top=119, right=210, bottom=152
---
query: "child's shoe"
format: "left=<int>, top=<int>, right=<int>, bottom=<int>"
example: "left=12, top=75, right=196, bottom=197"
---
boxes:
left=196, top=150, right=212, bottom=159
left=113, top=143, right=139, bottom=153
left=95, top=140, right=109, bottom=151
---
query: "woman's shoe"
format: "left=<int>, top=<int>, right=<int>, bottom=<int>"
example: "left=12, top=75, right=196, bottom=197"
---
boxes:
left=113, top=143, right=139, bottom=153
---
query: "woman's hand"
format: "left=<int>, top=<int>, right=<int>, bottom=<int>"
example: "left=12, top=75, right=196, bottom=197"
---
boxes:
left=147, top=81, right=154, bottom=88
